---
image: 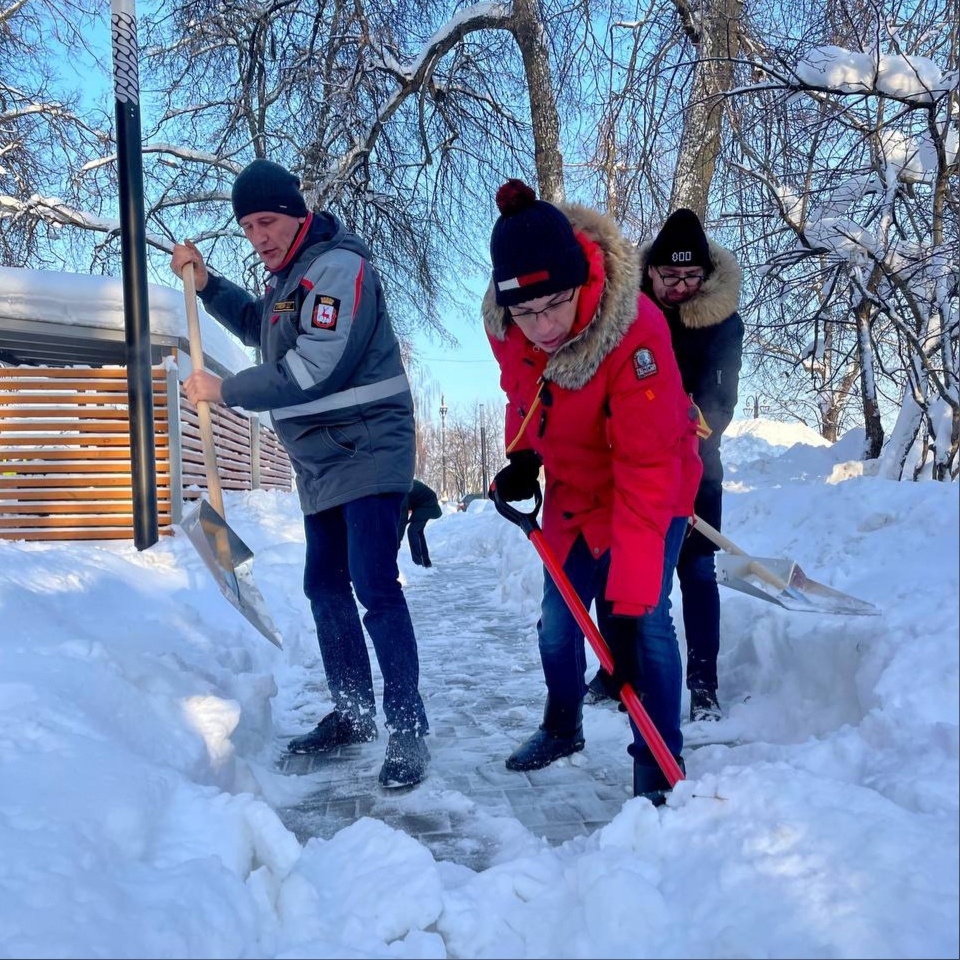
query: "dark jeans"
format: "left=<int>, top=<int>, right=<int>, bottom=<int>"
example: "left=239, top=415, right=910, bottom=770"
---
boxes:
left=536, top=516, right=687, bottom=763
left=677, top=549, right=720, bottom=692
left=303, top=493, right=428, bottom=735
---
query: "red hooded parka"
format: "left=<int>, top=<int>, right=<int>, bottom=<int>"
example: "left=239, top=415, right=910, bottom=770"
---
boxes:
left=483, top=203, right=703, bottom=615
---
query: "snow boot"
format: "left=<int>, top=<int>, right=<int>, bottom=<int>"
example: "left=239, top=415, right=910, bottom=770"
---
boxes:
left=584, top=668, right=621, bottom=705
left=690, top=688, right=723, bottom=722
left=505, top=699, right=585, bottom=771
left=287, top=710, right=378, bottom=754
left=633, top=755, right=685, bottom=806
left=378, top=731, right=430, bottom=788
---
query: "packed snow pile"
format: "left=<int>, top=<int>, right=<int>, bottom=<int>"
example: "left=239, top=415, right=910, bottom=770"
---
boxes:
left=0, top=419, right=956, bottom=958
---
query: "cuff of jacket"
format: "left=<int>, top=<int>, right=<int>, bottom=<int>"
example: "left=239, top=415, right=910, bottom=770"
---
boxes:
left=612, top=601, right=655, bottom=618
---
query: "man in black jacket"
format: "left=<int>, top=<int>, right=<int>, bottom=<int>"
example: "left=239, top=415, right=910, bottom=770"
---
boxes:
left=398, top=479, right=442, bottom=567
left=588, top=208, right=744, bottom=722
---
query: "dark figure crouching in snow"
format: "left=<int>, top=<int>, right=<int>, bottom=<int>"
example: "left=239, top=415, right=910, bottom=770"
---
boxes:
left=482, top=180, right=703, bottom=804
left=398, top=479, right=442, bottom=567
left=170, top=159, right=429, bottom=788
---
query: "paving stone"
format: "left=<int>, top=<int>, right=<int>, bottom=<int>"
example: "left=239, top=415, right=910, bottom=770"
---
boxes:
left=274, top=553, right=639, bottom=871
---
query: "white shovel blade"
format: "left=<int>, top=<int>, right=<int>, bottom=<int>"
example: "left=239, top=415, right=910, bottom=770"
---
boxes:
left=715, top=554, right=879, bottom=616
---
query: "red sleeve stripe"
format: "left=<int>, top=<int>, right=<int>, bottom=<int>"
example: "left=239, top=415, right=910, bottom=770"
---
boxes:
left=353, top=258, right=365, bottom=319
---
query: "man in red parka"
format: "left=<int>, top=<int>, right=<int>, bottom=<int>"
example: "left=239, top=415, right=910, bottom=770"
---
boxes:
left=483, top=179, right=703, bottom=803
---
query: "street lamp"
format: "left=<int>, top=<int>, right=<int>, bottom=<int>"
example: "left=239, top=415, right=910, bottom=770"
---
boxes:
left=742, top=394, right=772, bottom=418
left=439, top=394, right=448, bottom=500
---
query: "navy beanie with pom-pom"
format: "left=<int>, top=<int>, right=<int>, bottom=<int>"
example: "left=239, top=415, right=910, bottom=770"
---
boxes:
left=489, top=179, right=588, bottom=307
left=231, top=159, right=308, bottom=223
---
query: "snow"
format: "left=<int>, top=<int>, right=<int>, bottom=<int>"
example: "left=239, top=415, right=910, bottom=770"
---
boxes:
left=0, top=266, right=253, bottom=375
left=794, top=46, right=952, bottom=102
left=1, top=418, right=957, bottom=958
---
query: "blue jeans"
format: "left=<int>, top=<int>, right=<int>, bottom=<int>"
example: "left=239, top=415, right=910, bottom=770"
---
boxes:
left=676, top=550, right=720, bottom=691
left=303, top=493, right=428, bottom=735
left=537, top=516, right=687, bottom=762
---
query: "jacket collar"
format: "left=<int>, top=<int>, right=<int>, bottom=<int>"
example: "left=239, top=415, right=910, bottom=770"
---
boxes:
left=638, top=238, right=741, bottom=329
left=269, top=212, right=344, bottom=280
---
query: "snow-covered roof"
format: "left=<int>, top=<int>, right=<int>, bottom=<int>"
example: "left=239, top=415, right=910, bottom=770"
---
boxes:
left=0, top=265, right=253, bottom=375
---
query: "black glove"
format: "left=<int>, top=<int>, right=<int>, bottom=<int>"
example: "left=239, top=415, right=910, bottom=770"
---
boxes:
left=490, top=449, right=542, bottom=502
left=604, top=618, right=644, bottom=712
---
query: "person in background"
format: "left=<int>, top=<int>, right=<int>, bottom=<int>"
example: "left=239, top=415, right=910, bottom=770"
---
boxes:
left=483, top=179, right=702, bottom=804
left=398, top=479, right=442, bottom=567
left=169, top=158, right=429, bottom=787
left=587, top=208, right=743, bottom=722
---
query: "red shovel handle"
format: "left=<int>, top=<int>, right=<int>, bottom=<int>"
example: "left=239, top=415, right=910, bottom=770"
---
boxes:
left=490, top=484, right=684, bottom=787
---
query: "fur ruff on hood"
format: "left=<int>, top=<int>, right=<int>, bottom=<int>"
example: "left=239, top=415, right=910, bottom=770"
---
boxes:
left=638, top=238, right=742, bottom=330
left=482, top=203, right=640, bottom=391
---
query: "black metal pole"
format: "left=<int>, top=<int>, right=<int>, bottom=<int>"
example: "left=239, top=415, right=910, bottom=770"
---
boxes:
left=112, top=0, right=158, bottom=549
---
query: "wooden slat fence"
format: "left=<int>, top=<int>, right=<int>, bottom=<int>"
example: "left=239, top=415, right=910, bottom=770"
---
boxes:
left=0, top=365, right=292, bottom=541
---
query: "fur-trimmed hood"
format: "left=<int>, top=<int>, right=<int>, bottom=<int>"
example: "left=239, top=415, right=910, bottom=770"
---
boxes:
left=482, top=203, right=640, bottom=391
left=638, top=238, right=741, bottom=330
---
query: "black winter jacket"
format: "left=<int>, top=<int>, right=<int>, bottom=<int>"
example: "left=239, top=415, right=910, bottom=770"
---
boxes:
left=639, top=238, right=744, bottom=549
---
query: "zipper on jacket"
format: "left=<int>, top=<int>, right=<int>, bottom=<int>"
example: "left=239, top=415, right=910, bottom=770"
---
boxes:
left=506, top=378, right=545, bottom=454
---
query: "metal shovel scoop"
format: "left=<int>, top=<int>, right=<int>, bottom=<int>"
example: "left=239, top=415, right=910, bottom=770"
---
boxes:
left=690, top=515, right=879, bottom=617
left=179, top=263, right=283, bottom=647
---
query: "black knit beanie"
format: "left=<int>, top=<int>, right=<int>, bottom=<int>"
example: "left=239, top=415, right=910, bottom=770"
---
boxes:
left=489, top=179, right=588, bottom=307
left=647, top=208, right=711, bottom=271
left=231, top=159, right=309, bottom=222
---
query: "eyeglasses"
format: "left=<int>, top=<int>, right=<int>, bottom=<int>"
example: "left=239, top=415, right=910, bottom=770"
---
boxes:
left=654, top=268, right=705, bottom=288
left=509, top=289, right=577, bottom=322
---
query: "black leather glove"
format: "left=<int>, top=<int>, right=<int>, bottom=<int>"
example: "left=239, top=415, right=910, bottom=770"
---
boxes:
left=490, top=449, right=542, bottom=502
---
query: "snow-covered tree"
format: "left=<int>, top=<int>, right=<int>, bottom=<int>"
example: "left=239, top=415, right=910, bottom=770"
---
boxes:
left=726, top=0, right=958, bottom=477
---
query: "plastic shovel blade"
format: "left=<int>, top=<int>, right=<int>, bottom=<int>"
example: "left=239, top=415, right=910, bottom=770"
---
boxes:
left=181, top=499, right=283, bottom=647
left=715, top=553, right=880, bottom=617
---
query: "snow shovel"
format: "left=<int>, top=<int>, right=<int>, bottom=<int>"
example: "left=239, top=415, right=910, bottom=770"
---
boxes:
left=491, top=485, right=684, bottom=788
left=689, top=515, right=879, bottom=617
left=179, top=263, right=283, bottom=648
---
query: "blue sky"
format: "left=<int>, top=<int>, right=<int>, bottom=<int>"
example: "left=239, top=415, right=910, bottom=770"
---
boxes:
left=409, top=269, right=503, bottom=414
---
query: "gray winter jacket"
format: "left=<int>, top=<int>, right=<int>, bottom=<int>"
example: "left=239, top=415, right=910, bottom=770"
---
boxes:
left=198, top=212, right=414, bottom=514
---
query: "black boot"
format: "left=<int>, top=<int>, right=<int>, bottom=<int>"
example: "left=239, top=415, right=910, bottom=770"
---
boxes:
left=584, top=668, right=621, bottom=705
left=505, top=699, right=584, bottom=771
left=690, top=688, right=722, bottom=722
left=287, top=710, right=378, bottom=754
left=378, top=731, right=430, bottom=788
left=633, top=755, right=686, bottom=806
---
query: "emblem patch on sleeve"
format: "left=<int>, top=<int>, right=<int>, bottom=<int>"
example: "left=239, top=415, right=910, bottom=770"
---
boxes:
left=311, top=295, right=341, bottom=330
left=633, top=348, right=658, bottom=379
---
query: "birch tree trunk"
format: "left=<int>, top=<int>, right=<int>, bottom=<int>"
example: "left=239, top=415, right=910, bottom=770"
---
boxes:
left=510, top=0, right=565, bottom=202
left=669, top=0, right=743, bottom=217
left=878, top=365, right=926, bottom=480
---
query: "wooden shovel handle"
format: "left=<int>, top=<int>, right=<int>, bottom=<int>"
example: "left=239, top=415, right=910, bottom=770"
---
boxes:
left=689, top=514, right=791, bottom=593
left=689, top=514, right=744, bottom=555
left=182, top=262, right=225, bottom=519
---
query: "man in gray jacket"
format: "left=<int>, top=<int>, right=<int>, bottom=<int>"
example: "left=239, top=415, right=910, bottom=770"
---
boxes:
left=170, top=159, right=429, bottom=787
